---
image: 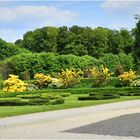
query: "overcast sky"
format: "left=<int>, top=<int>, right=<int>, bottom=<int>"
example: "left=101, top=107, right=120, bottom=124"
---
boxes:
left=0, top=0, right=140, bottom=42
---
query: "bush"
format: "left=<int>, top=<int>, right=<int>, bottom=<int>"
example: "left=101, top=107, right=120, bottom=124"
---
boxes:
left=16, top=94, right=41, bottom=99
left=100, top=53, right=120, bottom=73
left=0, top=98, right=28, bottom=106
left=58, top=69, right=81, bottom=88
left=61, top=92, right=71, bottom=97
left=73, top=78, right=94, bottom=88
left=34, top=73, right=52, bottom=89
left=28, top=99, right=50, bottom=105
left=118, top=53, right=134, bottom=71
left=41, top=93, right=61, bottom=100
left=78, top=96, right=103, bottom=100
left=2, top=74, right=27, bottom=92
left=118, top=70, right=136, bottom=86
left=50, top=98, right=64, bottom=105
left=78, top=93, right=120, bottom=100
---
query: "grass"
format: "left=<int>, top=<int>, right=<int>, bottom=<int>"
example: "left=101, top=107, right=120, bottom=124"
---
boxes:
left=0, top=94, right=140, bottom=118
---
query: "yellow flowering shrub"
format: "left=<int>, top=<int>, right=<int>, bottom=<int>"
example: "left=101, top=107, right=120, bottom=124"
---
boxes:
left=34, top=73, right=52, bottom=88
left=2, top=74, right=27, bottom=92
left=100, top=65, right=111, bottom=77
left=58, top=69, right=80, bottom=88
left=51, top=78, right=63, bottom=88
left=85, top=65, right=111, bottom=87
left=119, top=70, right=136, bottom=86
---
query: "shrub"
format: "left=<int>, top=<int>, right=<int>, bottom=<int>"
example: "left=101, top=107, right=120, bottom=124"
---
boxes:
left=118, top=53, right=134, bottom=71
left=34, top=73, right=52, bottom=89
left=73, top=78, right=94, bottom=88
left=41, top=93, right=61, bottom=100
left=78, top=96, right=103, bottom=100
left=0, top=98, right=28, bottom=106
left=78, top=94, right=120, bottom=100
left=50, top=78, right=63, bottom=88
left=130, top=79, right=140, bottom=87
left=0, top=73, right=3, bottom=89
left=16, top=94, right=41, bottom=99
left=61, top=92, right=71, bottom=97
left=28, top=99, right=50, bottom=105
left=119, top=70, right=136, bottom=86
left=89, top=65, right=111, bottom=87
left=100, top=53, right=120, bottom=73
left=50, top=98, right=64, bottom=105
left=58, top=69, right=80, bottom=88
left=2, top=74, right=27, bottom=92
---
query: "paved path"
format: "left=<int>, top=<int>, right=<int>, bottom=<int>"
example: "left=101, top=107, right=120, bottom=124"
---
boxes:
left=1, top=100, right=140, bottom=139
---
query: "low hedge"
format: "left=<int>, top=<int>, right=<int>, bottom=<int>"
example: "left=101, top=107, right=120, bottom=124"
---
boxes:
left=16, top=94, right=41, bottom=99
left=50, top=99, right=65, bottom=105
left=78, top=96, right=103, bottom=100
left=0, top=98, right=28, bottom=106
left=78, top=94, right=120, bottom=101
left=28, top=99, right=50, bottom=105
left=61, top=92, right=71, bottom=97
left=0, top=92, right=65, bottom=106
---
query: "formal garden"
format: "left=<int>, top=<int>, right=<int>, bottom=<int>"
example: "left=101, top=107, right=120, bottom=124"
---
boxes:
left=0, top=17, right=140, bottom=117
left=0, top=61, right=140, bottom=117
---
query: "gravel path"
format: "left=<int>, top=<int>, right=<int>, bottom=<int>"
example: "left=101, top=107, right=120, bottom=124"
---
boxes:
left=1, top=100, right=140, bottom=139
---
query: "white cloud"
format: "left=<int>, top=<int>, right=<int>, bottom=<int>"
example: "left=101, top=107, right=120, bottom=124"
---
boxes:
left=101, top=0, right=134, bottom=10
left=0, top=5, right=78, bottom=42
left=0, top=5, right=78, bottom=23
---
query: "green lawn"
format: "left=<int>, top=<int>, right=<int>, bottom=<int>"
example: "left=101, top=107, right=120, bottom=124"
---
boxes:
left=0, top=94, right=140, bottom=118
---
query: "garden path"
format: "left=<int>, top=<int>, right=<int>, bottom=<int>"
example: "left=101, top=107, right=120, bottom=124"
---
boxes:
left=1, top=100, right=140, bottom=139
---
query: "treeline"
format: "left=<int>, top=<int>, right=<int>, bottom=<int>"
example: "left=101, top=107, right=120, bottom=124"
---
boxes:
left=0, top=18, right=140, bottom=78
left=16, top=26, right=134, bottom=58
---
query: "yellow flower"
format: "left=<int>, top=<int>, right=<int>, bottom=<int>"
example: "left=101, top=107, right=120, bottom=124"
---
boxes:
left=2, top=74, right=27, bottom=92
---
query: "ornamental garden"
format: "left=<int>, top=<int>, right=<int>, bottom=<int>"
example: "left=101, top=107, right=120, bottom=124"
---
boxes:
left=0, top=20, right=140, bottom=117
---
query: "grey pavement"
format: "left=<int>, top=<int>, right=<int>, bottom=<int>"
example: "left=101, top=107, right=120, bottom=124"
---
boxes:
left=1, top=100, right=140, bottom=139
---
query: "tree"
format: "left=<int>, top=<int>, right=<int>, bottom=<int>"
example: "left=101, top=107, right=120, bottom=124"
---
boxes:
left=107, top=30, right=124, bottom=54
left=134, top=18, right=140, bottom=66
left=0, top=38, right=21, bottom=61
left=22, top=27, right=59, bottom=53
left=120, top=29, right=134, bottom=54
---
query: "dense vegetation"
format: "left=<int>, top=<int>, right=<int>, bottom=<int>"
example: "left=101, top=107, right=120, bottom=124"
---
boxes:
left=0, top=17, right=140, bottom=79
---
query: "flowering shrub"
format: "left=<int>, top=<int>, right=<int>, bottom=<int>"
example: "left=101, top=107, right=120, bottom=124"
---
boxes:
left=58, top=69, right=81, bottom=88
left=84, top=65, right=111, bottom=87
left=130, top=79, right=140, bottom=87
left=119, top=70, right=136, bottom=86
left=50, top=78, right=63, bottom=88
left=2, top=74, right=27, bottom=92
left=34, top=73, right=52, bottom=88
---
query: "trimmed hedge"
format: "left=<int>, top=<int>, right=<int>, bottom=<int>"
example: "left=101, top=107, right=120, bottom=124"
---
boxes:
left=61, top=92, right=71, bottom=97
left=28, top=99, right=49, bottom=105
left=78, top=93, right=120, bottom=100
left=50, top=99, right=64, bottom=105
left=0, top=98, right=28, bottom=106
left=0, top=93, right=65, bottom=106
left=16, top=94, right=41, bottom=99
left=0, top=87, right=140, bottom=98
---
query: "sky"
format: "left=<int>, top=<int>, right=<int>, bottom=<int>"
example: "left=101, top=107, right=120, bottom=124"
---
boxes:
left=0, top=0, right=140, bottom=42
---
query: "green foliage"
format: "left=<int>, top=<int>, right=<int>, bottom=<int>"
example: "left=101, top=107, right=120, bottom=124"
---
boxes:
left=0, top=98, right=27, bottom=106
left=16, top=94, right=41, bottom=99
left=23, top=27, right=59, bottom=53
left=100, top=53, right=120, bottom=73
left=19, top=25, right=134, bottom=58
left=0, top=92, right=65, bottom=106
left=61, top=92, right=71, bottom=97
left=0, top=38, right=28, bottom=61
left=78, top=93, right=120, bottom=100
left=118, top=53, right=134, bottom=71
left=1, top=53, right=45, bottom=79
